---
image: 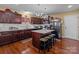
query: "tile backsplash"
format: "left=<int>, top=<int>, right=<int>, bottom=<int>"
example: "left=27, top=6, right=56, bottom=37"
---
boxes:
left=0, top=23, right=52, bottom=31
left=32, top=24, right=51, bottom=29
left=0, top=23, right=34, bottom=31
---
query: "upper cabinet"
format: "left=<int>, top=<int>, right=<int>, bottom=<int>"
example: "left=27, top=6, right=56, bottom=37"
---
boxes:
left=31, top=17, right=43, bottom=24
left=0, top=9, right=22, bottom=24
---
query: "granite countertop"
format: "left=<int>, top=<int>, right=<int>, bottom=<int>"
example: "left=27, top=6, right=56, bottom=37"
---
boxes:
left=0, top=27, right=42, bottom=32
left=0, top=28, right=35, bottom=32
left=32, top=29, right=54, bottom=34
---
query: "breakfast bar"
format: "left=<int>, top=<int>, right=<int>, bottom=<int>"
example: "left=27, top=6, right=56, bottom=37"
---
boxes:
left=32, top=29, right=54, bottom=49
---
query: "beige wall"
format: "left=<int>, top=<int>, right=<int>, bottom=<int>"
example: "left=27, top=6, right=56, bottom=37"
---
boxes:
left=49, top=9, right=79, bottom=36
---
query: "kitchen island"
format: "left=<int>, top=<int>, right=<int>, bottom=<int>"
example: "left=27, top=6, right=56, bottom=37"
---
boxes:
left=32, top=29, right=54, bottom=49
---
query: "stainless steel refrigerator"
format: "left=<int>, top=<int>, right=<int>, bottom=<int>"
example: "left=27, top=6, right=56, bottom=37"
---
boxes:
left=50, top=19, right=62, bottom=38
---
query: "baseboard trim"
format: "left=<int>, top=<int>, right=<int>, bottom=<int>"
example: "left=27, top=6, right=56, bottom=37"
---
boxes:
left=62, top=37, right=79, bottom=41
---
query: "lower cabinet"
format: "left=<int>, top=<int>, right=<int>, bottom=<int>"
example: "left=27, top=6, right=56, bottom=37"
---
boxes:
left=0, top=35, right=14, bottom=45
left=0, top=30, right=32, bottom=46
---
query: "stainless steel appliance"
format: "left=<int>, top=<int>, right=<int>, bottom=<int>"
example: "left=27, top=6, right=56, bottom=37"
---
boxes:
left=50, top=19, right=62, bottom=38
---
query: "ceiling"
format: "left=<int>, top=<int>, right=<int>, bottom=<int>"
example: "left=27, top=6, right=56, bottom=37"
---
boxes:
left=0, top=4, right=79, bottom=15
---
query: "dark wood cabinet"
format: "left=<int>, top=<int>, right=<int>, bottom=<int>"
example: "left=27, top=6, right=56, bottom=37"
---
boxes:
left=0, top=30, right=32, bottom=46
left=0, top=10, right=4, bottom=23
left=0, top=9, right=22, bottom=23
left=31, top=17, right=43, bottom=24
left=32, top=32, right=41, bottom=49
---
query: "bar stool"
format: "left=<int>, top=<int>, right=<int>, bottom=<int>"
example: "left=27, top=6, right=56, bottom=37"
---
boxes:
left=44, top=36, right=52, bottom=49
left=48, top=34, right=55, bottom=46
left=39, top=38, right=49, bottom=53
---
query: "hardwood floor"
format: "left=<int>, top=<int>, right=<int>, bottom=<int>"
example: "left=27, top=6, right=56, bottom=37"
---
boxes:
left=0, top=38, right=79, bottom=54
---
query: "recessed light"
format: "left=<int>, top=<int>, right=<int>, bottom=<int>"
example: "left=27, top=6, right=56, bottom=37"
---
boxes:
left=68, top=5, right=72, bottom=8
